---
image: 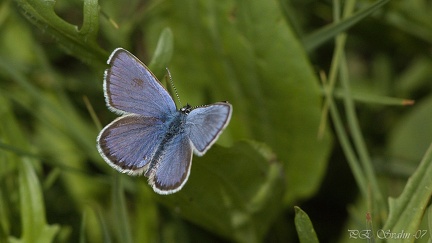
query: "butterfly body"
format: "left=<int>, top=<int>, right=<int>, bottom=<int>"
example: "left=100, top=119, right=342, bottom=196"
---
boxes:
left=144, top=107, right=189, bottom=177
left=97, top=48, right=232, bottom=194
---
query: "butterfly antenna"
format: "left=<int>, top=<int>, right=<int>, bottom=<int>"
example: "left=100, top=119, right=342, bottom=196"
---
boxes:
left=166, top=67, right=182, bottom=107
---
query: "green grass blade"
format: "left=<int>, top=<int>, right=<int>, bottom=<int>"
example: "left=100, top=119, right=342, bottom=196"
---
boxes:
left=80, top=210, right=87, bottom=243
left=303, top=0, right=390, bottom=52
left=134, top=183, right=158, bottom=243
left=339, top=51, right=386, bottom=222
left=366, top=213, right=375, bottom=243
left=321, top=77, right=368, bottom=198
left=79, top=205, right=113, bottom=243
left=112, top=175, right=133, bottom=243
left=326, top=88, right=415, bottom=106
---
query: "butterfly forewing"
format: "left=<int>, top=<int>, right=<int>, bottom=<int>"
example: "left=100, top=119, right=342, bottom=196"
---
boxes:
left=97, top=114, right=166, bottom=175
left=186, top=102, right=232, bottom=155
left=104, top=48, right=176, bottom=118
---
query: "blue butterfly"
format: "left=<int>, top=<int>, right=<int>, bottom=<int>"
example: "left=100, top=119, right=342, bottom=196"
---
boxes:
left=97, top=48, right=232, bottom=194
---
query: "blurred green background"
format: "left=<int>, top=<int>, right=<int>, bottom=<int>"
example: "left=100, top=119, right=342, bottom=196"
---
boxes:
left=1, top=0, right=432, bottom=242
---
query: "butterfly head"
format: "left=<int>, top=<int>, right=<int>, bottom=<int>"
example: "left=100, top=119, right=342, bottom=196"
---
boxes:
left=180, top=104, right=192, bottom=114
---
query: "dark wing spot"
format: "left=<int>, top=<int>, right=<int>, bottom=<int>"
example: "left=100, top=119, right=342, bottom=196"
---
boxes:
left=132, top=78, right=144, bottom=88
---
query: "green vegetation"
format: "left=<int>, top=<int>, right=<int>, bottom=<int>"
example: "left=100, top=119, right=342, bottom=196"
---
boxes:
left=1, top=0, right=431, bottom=242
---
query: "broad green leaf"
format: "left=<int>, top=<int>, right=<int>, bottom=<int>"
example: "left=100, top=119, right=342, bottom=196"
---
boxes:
left=156, top=141, right=285, bottom=242
left=294, top=206, right=319, bottom=243
left=144, top=0, right=332, bottom=205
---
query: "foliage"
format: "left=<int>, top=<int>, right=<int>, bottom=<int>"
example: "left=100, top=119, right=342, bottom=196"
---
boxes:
left=1, top=0, right=432, bottom=242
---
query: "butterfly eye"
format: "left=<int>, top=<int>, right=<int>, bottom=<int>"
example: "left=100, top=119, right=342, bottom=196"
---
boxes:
left=180, top=104, right=192, bottom=114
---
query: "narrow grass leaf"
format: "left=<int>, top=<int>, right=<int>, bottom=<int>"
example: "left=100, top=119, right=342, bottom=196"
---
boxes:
left=112, top=175, right=133, bottom=243
left=303, top=0, right=390, bottom=52
left=339, top=52, right=386, bottom=222
left=80, top=211, right=87, bottom=243
left=327, top=88, right=415, bottom=106
left=134, top=183, right=158, bottom=243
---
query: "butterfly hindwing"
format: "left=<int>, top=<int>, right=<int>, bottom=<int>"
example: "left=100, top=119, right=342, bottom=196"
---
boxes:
left=186, top=102, right=232, bottom=155
left=148, top=133, right=193, bottom=194
left=104, top=48, right=176, bottom=118
left=97, top=114, right=166, bottom=175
